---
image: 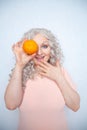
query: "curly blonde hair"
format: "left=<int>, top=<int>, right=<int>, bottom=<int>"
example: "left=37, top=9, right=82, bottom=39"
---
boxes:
left=9, top=28, right=64, bottom=87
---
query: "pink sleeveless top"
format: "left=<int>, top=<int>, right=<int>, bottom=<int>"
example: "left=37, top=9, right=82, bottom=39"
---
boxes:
left=18, top=67, right=76, bottom=130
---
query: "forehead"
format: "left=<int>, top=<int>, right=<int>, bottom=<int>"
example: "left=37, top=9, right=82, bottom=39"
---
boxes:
left=33, top=34, right=48, bottom=45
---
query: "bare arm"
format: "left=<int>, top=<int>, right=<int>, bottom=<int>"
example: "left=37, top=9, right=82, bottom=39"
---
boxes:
left=55, top=72, right=80, bottom=112
left=4, top=40, right=36, bottom=110
left=37, top=60, right=80, bottom=112
left=4, top=64, right=24, bottom=110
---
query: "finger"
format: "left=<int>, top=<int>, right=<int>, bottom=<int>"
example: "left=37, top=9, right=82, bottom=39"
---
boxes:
left=41, top=60, right=51, bottom=67
left=31, top=53, right=36, bottom=57
left=14, top=42, right=24, bottom=52
left=16, top=39, right=27, bottom=47
left=25, top=53, right=36, bottom=62
left=22, top=38, right=28, bottom=43
left=12, top=44, right=16, bottom=52
left=39, top=71, right=47, bottom=77
left=21, top=38, right=28, bottom=46
left=30, top=53, right=36, bottom=60
left=37, top=61, right=48, bottom=69
left=37, top=66, right=46, bottom=73
left=12, top=44, right=15, bottom=49
left=56, top=60, right=61, bottom=67
left=12, top=43, right=22, bottom=54
left=16, top=41, right=23, bottom=47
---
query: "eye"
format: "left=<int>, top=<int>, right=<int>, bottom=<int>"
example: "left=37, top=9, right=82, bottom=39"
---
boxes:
left=42, top=45, right=48, bottom=49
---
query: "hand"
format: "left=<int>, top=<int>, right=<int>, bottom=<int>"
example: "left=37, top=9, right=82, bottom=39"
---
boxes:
left=36, top=60, right=63, bottom=81
left=12, top=40, right=36, bottom=68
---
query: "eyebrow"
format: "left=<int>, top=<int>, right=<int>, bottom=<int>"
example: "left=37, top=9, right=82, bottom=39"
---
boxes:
left=42, top=41, right=49, bottom=44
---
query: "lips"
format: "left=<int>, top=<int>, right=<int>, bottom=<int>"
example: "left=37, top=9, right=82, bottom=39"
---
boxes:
left=35, top=55, right=45, bottom=61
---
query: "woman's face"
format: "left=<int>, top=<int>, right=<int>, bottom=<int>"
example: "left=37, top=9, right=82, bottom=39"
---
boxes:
left=33, top=33, right=51, bottom=63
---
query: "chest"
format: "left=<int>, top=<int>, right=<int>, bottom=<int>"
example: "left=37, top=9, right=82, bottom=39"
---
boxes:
left=20, top=77, right=65, bottom=111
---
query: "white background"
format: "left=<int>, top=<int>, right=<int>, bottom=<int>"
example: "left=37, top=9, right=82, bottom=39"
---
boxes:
left=0, top=0, right=87, bottom=130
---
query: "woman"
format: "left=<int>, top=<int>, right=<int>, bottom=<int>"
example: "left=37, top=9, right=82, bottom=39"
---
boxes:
left=4, top=28, right=80, bottom=130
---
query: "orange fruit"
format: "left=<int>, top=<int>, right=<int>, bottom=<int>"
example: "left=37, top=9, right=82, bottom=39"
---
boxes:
left=23, top=40, right=38, bottom=55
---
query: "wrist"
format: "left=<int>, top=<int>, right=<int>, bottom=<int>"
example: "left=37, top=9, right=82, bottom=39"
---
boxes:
left=15, top=63, right=24, bottom=70
left=55, top=73, right=64, bottom=84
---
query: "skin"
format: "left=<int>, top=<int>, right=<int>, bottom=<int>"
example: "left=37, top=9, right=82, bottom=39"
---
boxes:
left=4, top=33, right=80, bottom=111
left=33, top=34, right=51, bottom=63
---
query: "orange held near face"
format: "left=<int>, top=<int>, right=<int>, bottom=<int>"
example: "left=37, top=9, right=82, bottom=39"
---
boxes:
left=23, top=40, right=38, bottom=55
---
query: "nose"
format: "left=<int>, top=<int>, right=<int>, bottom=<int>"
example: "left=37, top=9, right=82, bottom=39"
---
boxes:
left=37, top=47, right=42, bottom=55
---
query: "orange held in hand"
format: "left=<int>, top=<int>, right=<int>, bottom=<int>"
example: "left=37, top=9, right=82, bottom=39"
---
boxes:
left=23, top=40, right=38, bottom=55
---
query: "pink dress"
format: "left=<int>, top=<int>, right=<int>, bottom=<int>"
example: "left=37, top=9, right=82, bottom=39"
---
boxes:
left=18, top=67, right=77, bottom=130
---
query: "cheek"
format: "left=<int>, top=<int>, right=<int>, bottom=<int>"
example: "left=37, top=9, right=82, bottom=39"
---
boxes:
left=43, top=48, right=51, bottom=56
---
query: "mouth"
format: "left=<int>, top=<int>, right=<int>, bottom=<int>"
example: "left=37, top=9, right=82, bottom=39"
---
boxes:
left=35, top=55, right=45, bottom=61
